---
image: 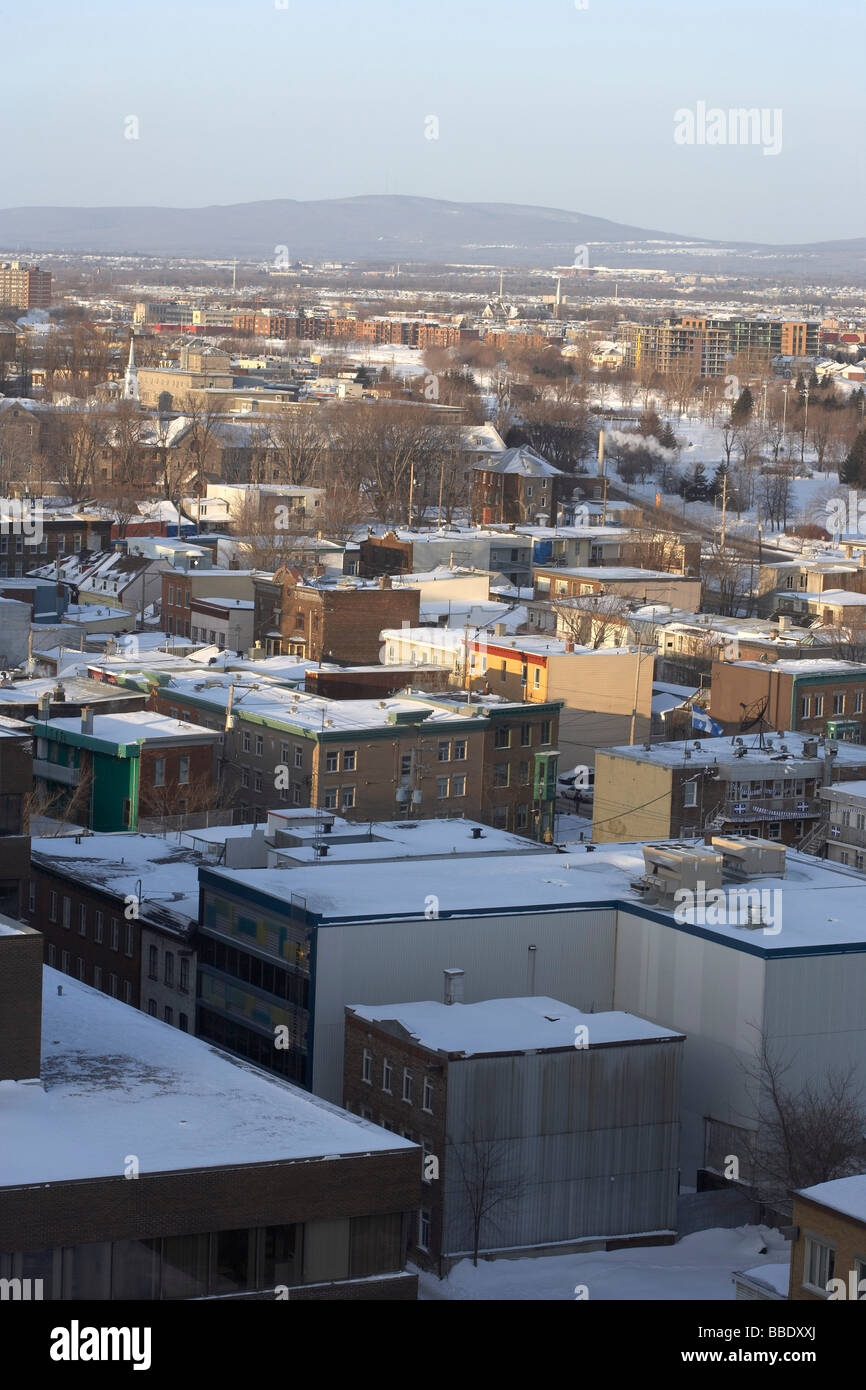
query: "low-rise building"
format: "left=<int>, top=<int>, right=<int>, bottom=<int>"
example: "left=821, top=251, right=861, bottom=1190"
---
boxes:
left=789, top=1177, right=866, bottom=1301
left=708, top=657, right=866, bottom=741
left=0, top=926, right=419, bottom=1301
left=253, top=571, right=420, bottom=663
left=344, top=990, right=682, bottom=1274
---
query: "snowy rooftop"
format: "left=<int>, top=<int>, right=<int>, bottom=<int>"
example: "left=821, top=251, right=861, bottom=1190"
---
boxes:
left=348, top=996, right=681, bottom=1056
left=599, top=731, right=866, bottom=769
left=797, top=1176, right=866, bottom=1223
left=30, top=832, right=204, bottom=929
left=204, top=839, right=866, bottom=954
left=730, top=658, right=866, bottom=675
left=0, top=969, right=412, bottom=1186
left=36, top=710, right=219, bottom=745
left=535, top=565, right=696, bottom=582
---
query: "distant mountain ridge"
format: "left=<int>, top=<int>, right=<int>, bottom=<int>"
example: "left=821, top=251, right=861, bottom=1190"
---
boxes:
left=0, top=194, right=863, bottom=275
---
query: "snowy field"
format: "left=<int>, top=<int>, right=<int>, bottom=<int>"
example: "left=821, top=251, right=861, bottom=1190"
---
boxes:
left=417, top=1225, right=788, bottom=1301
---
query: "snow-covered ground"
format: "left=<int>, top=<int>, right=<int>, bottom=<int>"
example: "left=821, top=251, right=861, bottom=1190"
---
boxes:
left=417, top=1224, right=788, bottom=1301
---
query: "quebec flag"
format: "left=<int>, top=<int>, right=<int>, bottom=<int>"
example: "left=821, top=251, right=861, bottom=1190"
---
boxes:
left=692, top=707, right=724, bottom=736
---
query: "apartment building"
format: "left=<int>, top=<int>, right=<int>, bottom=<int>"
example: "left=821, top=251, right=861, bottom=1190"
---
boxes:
left=534, top=565, right=702, bottom=610
left=0, top=717, right=32, bottom=919
left=344, top=990, right=682, bottom=1274
left=358, top=529, right=534, bottom=588
left=131, top=675, right=560, bottom=835
left=26, top=831, right=204, bottom=1027
left=162, top=567, right=255, bottom=640
left=708, top=657, right=866, bottom=740
left=253, top=571, right=420, bottom=662
left=470, top=446, right=565, bottom=526
left=0, top=261, right=51, bottom=310
left=29, top=708, right=221, bottom=831
left=618, top=315, right=819, bottom=377
left=592, top=730, right=866, bottom=846
left=820, top=780, right=866, bottom=867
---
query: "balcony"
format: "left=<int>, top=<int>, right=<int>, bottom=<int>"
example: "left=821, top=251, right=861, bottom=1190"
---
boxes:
left=33, top=758, right=80, bottom=786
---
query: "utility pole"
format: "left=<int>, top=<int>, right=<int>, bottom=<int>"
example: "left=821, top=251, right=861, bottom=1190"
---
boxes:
left=720, top=472, right=727, bottom=553
left=628, top=644, right=644, bottom=745
left=407, top=461, right=415, bottom=528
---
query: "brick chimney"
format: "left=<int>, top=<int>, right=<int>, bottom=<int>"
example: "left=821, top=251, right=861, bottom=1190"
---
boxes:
left=0, top=922, right=43, bottom=1081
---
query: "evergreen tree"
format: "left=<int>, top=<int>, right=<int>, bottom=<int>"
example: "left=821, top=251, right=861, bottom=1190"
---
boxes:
left=638, top=407, right=662, bottom=439
left=731, top=386, right=753, bottom=423
left=657, top=420, right=678, bottom=451
left=808, top=369, right=820, bottom=390
left=840, top=429, right=866, bottom=487
left=681, top=461, right=709, bottom=501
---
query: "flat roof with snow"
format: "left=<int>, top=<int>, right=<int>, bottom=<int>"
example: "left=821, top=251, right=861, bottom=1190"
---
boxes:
left=0, top=969, right=413, bottom=1187
left=348, top=996, right=681, bottom=1056
left=797, top=1176, right=866, bottom=1224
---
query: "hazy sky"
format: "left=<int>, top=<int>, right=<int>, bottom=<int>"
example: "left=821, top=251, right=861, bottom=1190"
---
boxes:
left=3, top=0, right=861, bottom=244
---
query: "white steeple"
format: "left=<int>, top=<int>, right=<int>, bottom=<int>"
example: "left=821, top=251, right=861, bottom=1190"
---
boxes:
left=123, top=333, right=139, bottom=402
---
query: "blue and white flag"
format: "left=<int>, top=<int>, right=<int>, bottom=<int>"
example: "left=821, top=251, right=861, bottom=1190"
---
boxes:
left=692, top=707, right=724, bottom=736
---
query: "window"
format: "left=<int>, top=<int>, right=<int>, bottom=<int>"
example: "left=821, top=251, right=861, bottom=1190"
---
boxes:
left=683, top=780, right=697, bottom=808
left=533, top=668, right=541, bottom=690
left=178, top=755, right=189, bottom=785
left=494, top=727, right=511, bottom=749
left=341, top=787, right=356, bottom=810
left=815, top=695, right=824, bottom=717
left=123, top=980, right=132, bottom=1004
left=323, top=787, right=338, bottom=810
left=62, top=897, right=71, bottom=930
left=422, top=1077, right=434, bottom=1113
left=437, top=741, right=450, bottom=762
left=93, top=964, right=101, bottom=990
left=343, top=750, right=357, bottom=772
left=168, top=585, right=174, bottom=606
left=402, top=1069, right=414, bottom=1104
left=241, top=767, right=250, bottom=789
left=437, top=776, right=449, bottom=799
left=78, top=904, right=87, bottom=936
left=452, top=775, right=466, bottom=798
left=766, top=821, right=782, bottom=840
left=124, top=923, right=134, bottom=957
left=294, top=746, right=303, bottom=769
left=148, top=999, right=157, bottom=1017
left=110, top=919, right=120, bottom=951
left=28, top=882, right=36, bottom=913
left=164, top=952, right=174, bottom=988
left=148, top=946, right=158, bottom=981
left=242, top=731, right=251, bottom=753
left=519, top=760, right=530, bottom=786
left=857, top=693, right=864, bottom=715
left=180, top=957, right=190, bottom=994
left=255, top=735, right=264, bottom=757
left=254, top=772, right=263, bottom=793
left=76, top=957, right=86, bottom=981
left=516, top=803, right=528, bottom=830
left=453, top=739, right=466, bottom=761
left=418, top=1210, right=431, bottom=1251
left=493, top=763, right=510, bottom=788
left=179, top=1013, right=189, bottom=1032
left=362, top=1049, right=373, bottom=1084
left=834, top=693, right=845, bottom=715
left=61, top=950, right=70, bottom=974
left=109, top=973, right=118, bottom=998
left=804, top=1237, right=835, bottom=1293
left=154, top=758, right=166, bottom=788
left=520, top=722, right=531, bottom=747
left=382, top=1059, right=392, bottom=1093
left=325, top=751, right=339, bottom=773
left=540, top=721, right=551, bottom=745
left=163, top=1006, right=173, bottom=1025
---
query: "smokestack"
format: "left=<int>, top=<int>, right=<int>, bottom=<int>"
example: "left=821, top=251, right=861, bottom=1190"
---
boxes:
left=597, top=429, right=605, bottom=477
left=443, top=968, right=464, bottom=1006
left=81, top=707, right=93, bottom=734
left=38, top=691, right=51, bottom=719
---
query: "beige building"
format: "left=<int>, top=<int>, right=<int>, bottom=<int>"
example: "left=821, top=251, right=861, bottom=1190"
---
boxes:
left=136, top=346, right=234, bottom=409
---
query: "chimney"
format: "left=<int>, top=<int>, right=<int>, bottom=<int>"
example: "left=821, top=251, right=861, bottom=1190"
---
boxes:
left=0, top=925, right=43, bottom=1081
left=38, top=691, right=51, bottom=719
left=565, top=640, right=575, bottom=653
left=81, top=707, right=94, bottom=734
left=443, top=968, right=464, bottom=1006
left=379, top=575, right=392, bottom=590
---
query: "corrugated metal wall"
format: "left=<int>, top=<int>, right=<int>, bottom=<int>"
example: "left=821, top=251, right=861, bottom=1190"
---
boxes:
left=441, top=1041, right=682, bottom=1253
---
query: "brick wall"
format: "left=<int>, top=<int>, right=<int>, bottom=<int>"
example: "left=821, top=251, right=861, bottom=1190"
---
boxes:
left=0, top=927, right=43, bottom=1081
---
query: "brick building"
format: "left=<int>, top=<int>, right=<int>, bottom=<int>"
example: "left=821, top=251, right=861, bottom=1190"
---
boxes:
left=471, top=446, right=564, bottom=526
left=789, top=1177, right=866, bottom=1301
left=708, top=657, right=866, bottom=740
left=253, top=571, right=420, bottom=663
left=0, top=934, right=419, bottom=1301
left=162, top=567, right=254, bottom=641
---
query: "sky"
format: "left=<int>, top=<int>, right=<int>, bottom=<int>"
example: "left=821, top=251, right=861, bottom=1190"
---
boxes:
left=1, top=0, right=862, bottom=245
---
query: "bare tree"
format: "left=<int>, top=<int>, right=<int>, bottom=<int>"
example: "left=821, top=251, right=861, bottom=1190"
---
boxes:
left=451, top=1131, right=527, bottom=1267
left=553, top=593, right=630, bottom=648
left=742, top=1032, right=866, bottom=1214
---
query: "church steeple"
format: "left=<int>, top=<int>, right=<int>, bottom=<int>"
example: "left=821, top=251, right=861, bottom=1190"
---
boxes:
left=123, top=333, right=139, bottom=402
